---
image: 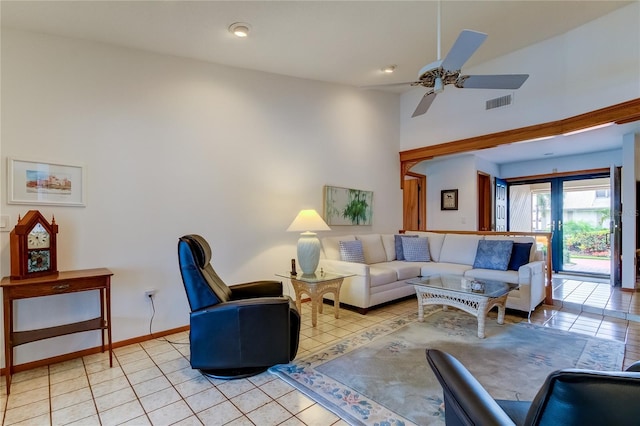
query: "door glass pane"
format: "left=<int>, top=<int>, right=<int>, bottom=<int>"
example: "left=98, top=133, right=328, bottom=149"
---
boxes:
left=509, top=183, right=551, bottom=263
left=561, top=178, right=610, bottom=275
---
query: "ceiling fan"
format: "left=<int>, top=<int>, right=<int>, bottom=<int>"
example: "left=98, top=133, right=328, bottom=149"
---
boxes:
left=395, top=3, right=530, bottom=117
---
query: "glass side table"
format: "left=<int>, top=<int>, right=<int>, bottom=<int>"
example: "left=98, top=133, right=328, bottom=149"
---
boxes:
left=276, top=271, right=353, bottom=327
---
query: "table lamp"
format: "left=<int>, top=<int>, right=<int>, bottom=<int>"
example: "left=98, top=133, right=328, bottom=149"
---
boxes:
left=287, top=209, right=331, bottom=275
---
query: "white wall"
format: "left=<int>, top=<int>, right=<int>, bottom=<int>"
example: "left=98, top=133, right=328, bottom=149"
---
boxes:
left=411, top=155, right=478, bottom=230
left=622, top=134, right=639, bottom=289
left=400, top=2, right=640, bottom=151
left=0, top=29, right=401, bottom=365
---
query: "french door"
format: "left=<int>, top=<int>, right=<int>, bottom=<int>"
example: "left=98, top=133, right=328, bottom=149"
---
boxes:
left=509, top=172, right=616, bottom=279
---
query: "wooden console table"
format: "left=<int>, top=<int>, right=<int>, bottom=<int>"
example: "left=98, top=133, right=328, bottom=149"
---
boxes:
left=1, top=268, right=113, bottom=394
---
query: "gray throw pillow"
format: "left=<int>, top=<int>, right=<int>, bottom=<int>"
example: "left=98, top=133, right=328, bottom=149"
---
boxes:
left=402, top=237, right=431, bottom=262
left=339, top=240, right=366, bottom=263
left=395, top=234, right=417, bottom=260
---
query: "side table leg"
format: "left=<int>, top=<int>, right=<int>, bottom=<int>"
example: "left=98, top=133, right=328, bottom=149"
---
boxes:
left=311, top=297, right=318, bottom=327
left=333, top=279, right=342, bottom=319
left=291, top=281, right=303, bottom=314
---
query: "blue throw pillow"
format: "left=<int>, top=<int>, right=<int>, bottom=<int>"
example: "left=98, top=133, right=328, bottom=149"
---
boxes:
left=473, top=240, right=514, bottom=271
left=508, top=242, right=534, bottom=271
left=395, top=234, right=417, bottom=260
left=402, top=237, right=430, bottom=262
left=339, top=240, right=365, bottom=263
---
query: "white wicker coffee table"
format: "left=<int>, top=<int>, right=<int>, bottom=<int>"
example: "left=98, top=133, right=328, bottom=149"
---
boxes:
left=407, top=274, right=518, bottom=338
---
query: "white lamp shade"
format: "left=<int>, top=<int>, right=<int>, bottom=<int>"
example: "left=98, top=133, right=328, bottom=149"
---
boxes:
left=287, top=209, right=330, bottom=275
left=286, top=209, right=331, bottom=232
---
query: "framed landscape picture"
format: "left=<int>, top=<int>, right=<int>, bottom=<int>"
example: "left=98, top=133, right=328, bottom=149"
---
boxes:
left=8, top=158, right=86, bottom=206
left=324, top=185, right=373, bottom=226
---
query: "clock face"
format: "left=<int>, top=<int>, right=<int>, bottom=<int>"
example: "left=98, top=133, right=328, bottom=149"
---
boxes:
left=27, top=223, right=50, bottom=249
left=28, top=250, right=51, bottom=273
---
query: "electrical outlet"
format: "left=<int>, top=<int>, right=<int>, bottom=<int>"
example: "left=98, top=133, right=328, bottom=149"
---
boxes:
left=144, top=289, right=157, bottom=299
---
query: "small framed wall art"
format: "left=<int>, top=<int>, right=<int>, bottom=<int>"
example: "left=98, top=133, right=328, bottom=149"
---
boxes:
left=441, top=189, right=458, bottom=211
left=8, top=158, right=86, bottom=206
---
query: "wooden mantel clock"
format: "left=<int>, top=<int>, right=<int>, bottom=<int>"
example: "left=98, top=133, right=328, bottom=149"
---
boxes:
left=10, top=210, right=59, bottom=280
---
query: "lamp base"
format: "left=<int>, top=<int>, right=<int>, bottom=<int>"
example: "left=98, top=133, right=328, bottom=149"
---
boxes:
left=297, top=232, right=320, bottom=275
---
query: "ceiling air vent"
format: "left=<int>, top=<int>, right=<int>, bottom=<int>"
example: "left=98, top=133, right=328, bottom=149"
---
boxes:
left=486, top=94, right=512, bottom=110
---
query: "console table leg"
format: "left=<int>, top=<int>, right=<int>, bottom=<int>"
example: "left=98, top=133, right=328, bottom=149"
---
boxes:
left=4, top=297, right=12, bottom=394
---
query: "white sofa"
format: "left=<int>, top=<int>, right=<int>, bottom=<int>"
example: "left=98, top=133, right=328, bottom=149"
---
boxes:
left=318, top=231, right=546, bottom=315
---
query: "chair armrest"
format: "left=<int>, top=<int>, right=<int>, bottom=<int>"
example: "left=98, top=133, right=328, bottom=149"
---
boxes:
left=229, top=280, right=283, bottom=299
left=426, top=349, right=516, bottom=426
left=625, top=361, right=640, bottom=372
left=518, top=260, right=544, bottom=283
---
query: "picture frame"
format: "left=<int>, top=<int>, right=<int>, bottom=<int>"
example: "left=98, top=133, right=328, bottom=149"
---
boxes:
left=441, top=189, right=458, bottom=210
left=323, top=185, right=373, bottom=225
left=8, top=158, right=86, bottom=206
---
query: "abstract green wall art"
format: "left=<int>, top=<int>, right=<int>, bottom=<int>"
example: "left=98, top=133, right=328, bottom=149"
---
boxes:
left=323, top=185, right=373, bottom=226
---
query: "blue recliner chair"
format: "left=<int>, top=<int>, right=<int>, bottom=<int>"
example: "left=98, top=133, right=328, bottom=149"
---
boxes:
left=178, top=234, right=300, bottom=379
left=426, top=348, right=640, bottom=425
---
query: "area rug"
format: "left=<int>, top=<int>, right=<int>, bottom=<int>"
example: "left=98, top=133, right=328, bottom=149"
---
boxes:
left=270, top=308, right=625, bottom=425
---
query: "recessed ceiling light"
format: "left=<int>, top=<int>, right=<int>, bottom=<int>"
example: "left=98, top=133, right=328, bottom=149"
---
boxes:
left=381, top=65, right=396, bottom=74
left=229, top=22, right=251, bottom=38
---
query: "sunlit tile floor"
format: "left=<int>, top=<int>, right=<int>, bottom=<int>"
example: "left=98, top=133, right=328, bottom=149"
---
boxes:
left=1, top=276, right=639, bottom=425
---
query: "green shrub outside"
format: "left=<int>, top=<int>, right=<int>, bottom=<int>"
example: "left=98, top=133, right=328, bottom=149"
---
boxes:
left=563, top=220, right=609, bottom=256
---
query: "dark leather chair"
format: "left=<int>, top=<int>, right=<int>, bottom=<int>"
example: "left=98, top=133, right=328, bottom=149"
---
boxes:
left=426, top=348, right=640, bottom=426
left=178, top=234, right=300, bottom=379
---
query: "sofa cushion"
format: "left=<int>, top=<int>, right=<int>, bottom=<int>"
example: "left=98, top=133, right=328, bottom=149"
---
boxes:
left=339, top=240, right=365, bottom=263
left=402, top=237, right=431, bottom=262
left=381, top=234, right=397, bottom=261
left=508, top=242, right=534, bottom=271
left=322, top=235, right=355, bottom=260
left=368, top=264, right=400, bottom=288
left=384, top=261, right=424, bottom=280
left=420, top=262, right=473, bottom=277
left=356, top=234, right=387, bottom=264
left=439, top=234, right=482, bottom=265
left=394, top=234, right=417, bottom=260
left=473, top=240, right=514, bottom=271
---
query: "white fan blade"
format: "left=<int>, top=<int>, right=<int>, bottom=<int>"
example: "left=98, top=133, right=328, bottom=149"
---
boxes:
left=360, top=81, right=419, bottom=89
left=441, top=30, right=487, bottom=71
left=459, top=74, right=529, bottom=89
left=412, top=91, right=437, bottom=117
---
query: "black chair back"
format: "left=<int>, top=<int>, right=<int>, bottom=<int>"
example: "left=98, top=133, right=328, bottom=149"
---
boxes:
left=178, top=234, right=231, bottom=311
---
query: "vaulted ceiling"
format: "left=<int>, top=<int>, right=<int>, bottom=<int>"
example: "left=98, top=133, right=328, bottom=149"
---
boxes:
left=2, top=1, right=637, bottom=164
left=1, top=1, right=631, bottom=89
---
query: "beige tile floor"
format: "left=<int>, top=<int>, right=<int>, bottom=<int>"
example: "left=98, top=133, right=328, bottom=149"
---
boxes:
left=1, top=276, right=639, bottom=426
